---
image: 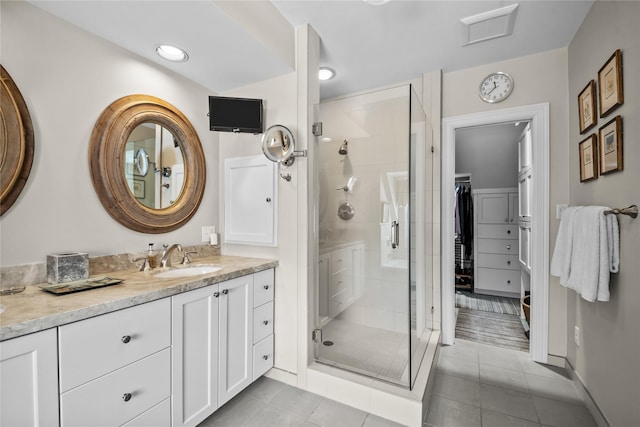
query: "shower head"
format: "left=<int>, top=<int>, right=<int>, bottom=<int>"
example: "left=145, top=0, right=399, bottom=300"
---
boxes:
left=338, top=139, right=349, bottom=155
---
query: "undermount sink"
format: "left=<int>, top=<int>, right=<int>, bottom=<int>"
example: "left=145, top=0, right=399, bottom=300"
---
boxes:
left=154, top=265, right=222, bottom=278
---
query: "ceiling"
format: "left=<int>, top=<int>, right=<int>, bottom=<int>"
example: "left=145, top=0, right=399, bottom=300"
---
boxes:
left=28, top=0, right=593, bottom=100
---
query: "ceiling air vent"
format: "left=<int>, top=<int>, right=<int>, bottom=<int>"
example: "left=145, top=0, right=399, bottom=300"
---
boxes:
left=460, top=4, right=519, bottom=46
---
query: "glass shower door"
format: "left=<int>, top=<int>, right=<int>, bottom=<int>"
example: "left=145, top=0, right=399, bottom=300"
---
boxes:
left=314, top=85, right=423, bottom=387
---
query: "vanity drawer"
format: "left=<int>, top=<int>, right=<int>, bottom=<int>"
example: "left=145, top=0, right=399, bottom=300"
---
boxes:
left=253, top=335, right=274, bottom=381
left=254, top=268, right=274, bottom=308
left=59, top=298, right=171, bottom=392
left=477, top=238, right=518, bottom=255
left=477, top=253, right=520, bottom=271
left=331, top=248, right=352, bottom=274
left=330, top=271, right=351, bottom=297
left=122, top=398, right=170, bottom=427
left=60, top=348, right=170, bottom=427
left=329, top=289, right=352, bottom=318
left=253, top=301, right=274, bottom=344
left=477, top=224, right=518, bottom=239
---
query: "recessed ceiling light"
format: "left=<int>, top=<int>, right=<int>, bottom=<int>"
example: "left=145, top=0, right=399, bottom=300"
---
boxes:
left=155, top=44, right=189, bottom=62
left=319, top=67, right=335, bottom=81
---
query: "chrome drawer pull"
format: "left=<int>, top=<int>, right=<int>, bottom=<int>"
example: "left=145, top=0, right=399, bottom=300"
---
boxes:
left=122, top=393, right=132, bottom=402
left=506, top=245, right=511, bottom=250
left=121, top=335, right=132, bottom=344
left=507, top=280, right=511, bottom=284
left=263, top=285, right=270, bottom=290
left=213, top=291, right=220, bottom=297
left=507, top=261, right=511, bottom=265
left=263, top=320, right=269, bottom=325
left=507, top=230, right=511, bottom=234
left=222, top=289, right=229, bottom=295
left=263, top=355, right=269, bottom=360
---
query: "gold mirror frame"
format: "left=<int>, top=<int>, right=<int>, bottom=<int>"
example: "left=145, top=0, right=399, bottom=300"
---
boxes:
left=89, top=94, right=205, bottom=233
left=1, top=65, right=35, bottom=215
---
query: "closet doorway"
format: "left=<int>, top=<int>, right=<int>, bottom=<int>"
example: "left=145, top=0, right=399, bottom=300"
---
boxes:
left=454, top=122, right=530, bottom=352
left=441, top=104, right=550, bottom=364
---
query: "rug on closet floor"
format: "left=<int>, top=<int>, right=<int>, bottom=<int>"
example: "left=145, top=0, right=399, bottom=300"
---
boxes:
left=455, top=308, right=529, bottom=352
left=455, top=291, right=520, bottom=315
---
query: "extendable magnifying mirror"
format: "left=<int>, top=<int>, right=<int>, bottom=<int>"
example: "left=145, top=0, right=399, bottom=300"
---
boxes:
left=261, top=124, right=307, bottom=166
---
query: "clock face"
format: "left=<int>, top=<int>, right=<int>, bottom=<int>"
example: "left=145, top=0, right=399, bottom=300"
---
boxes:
left=479, top=72, right=513, bottom=103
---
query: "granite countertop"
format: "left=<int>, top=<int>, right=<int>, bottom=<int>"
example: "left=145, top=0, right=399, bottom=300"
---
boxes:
left=0, top=255, right=277, bottom=341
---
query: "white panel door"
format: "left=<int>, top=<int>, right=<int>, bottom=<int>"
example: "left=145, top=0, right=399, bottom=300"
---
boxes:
left=171, top=284, right=220, bottom=427
left=476, top=193, right=509, bottom=224
left=219, top=275, right=254, bottom=405
left=0, top=328, right=59, bottom=427
left=224, top=155, right=277, bottom=246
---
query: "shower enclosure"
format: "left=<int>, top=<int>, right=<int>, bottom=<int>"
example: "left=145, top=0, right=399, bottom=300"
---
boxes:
left=314, top=85, right=433, bottom=389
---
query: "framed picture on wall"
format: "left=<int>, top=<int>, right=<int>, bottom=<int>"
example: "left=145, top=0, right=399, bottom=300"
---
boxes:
left=598, top=116, right=623, bottom=175
left=579, top=134, right=598, bottom=182
left=598, top=49, right=623, bottom=117
left=132, top=179, right=145, bottom=199
left=578, top=80, right=597, bottom=134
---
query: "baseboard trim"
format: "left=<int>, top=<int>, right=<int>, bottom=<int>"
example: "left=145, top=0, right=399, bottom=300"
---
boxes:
left=564, top=358, right=610, bottom=427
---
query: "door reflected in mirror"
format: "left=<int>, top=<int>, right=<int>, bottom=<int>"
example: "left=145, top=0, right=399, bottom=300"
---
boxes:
left=124, top=123, right=184, bottom=209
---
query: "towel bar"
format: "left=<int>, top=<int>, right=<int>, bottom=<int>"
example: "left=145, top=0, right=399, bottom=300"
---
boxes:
left=604, top=205, right=638, bottom=218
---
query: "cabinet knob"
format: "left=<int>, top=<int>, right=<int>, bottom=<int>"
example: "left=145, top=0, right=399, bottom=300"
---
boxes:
left=266, top=197, right=271, bottom=203
left=504, top=218, right=508, bottom=223
left=507, top=230, right=511, bottom=234
left=122, top=393, right=132, bottom=402
left=222, top=289, right=229, bottom=295
left=214, top=292, right=220, bottom=297
left=263, top=355, right=269, bottom=360
left=510, top=218, right=514, bottom=222
left=507, top=280, right=511, bottom=284
left=263, top=320, right=269, bottom=325
left=263, top=285, right=269, bottom=290
left=506, top=245, right=511, bottom=250
left=121, top=335, right=132, bottom=344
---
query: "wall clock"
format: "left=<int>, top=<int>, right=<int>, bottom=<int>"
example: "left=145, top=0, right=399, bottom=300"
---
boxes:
left=479, top=72, right=514, bottom=103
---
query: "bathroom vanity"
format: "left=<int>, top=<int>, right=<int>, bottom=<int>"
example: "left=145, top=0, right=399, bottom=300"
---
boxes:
left=0, top=255, right=277, bottom=427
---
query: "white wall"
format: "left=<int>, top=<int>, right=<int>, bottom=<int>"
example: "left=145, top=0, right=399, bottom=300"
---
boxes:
left=567, top=2, right=640, bottom=425
left=217, top=73, right=298, bottom=375
left=0, top=2, right=218, bottom=266
left=443, top=48, right=570, bottom=357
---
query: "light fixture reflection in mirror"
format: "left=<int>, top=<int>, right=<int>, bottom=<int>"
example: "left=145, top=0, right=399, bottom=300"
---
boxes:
left=125, top=123, right=185, bottom=210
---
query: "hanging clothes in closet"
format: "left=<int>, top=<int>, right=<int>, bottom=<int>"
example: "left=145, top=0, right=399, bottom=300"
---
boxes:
left=455, top=182, right=474, bottom=259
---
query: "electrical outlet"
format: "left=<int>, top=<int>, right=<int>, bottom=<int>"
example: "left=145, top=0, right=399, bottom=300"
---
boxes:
left=201, top=226, right=215, bottom=243
left=574, top=326, right=580, bottom=347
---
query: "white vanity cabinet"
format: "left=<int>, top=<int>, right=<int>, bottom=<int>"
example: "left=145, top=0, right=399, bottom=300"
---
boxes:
left=171, top=269, right=274, bottom=427
left=0, top=328, right=60, bottom=427
left=58, top=298, right=171, bottom=427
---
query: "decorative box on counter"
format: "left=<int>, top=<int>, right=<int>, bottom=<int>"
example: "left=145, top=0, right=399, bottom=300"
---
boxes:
left=47, top=252, right=89, bottom=284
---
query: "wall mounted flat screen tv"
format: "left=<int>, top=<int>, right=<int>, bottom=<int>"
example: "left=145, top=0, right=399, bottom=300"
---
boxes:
left=208, top=96, right=263, bottom=134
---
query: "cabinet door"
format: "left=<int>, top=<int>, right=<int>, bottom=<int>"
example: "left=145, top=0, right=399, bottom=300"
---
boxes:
left=476, top=193, right=509, bottom=224
left=224, top=155, right=277, bottom=246
left=171, top=284, right=220, bottom=427
left=0, top=329, right=59, bottom=427
left=219, top=275, right=254, bottom=405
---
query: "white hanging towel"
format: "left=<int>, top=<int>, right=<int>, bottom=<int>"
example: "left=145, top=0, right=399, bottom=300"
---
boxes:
left=551, top=206, right=619, bottom=302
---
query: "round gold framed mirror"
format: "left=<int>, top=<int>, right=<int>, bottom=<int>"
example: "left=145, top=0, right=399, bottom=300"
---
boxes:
left=1, top=65, right=35, bottom=216
left=89, top=94, right=205, bottom=233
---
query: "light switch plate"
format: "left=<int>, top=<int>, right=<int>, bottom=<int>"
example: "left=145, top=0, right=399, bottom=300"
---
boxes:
left=201, top=226, right=215, bottom=243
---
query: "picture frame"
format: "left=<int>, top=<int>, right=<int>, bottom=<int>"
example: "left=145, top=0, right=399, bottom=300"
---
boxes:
left=578, top=80, right=597, bottom=134
left=598, top=116, right=623, bottom=175
left=578, top=135, right=598, bottom=182
left=132, top=179, right=145, bottom=199
left=598, top=49, right=623, bottom=117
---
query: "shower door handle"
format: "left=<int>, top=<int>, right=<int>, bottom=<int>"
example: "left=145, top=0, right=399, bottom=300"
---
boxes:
left=391, top=220, right=399, bottom=249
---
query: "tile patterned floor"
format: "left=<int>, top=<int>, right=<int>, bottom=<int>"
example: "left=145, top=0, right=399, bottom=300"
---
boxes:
left=198, top=338, right=598, bottom=427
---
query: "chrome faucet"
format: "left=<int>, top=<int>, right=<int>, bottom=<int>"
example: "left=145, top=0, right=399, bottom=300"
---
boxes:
left=160, top=243, right=183, bottom=268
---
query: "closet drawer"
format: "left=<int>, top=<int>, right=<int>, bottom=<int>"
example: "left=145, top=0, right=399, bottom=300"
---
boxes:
left=476, top=268, right=520, bottom=294
left=477, top=224, right=518, bottom=239
left=329, top=289, right=352, bottom=318
left=60, top=348, right=170, bottom=427
left=253, top=335, right=274, bottom=381
left=59, top=299, right=170, bottom=392
left=253, top=301, right=274, bottom=344
left=254, top=268, right=274, bottom=307
left=477, top=253, right=519, bottom=271
left=477, top=238, right=518, bottom=255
